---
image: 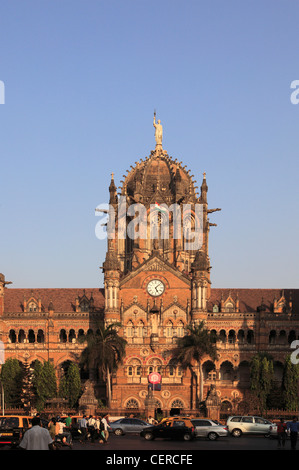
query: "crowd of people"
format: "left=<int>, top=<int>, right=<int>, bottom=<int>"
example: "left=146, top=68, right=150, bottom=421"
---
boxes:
left=77, top=414, right=111, bottom=444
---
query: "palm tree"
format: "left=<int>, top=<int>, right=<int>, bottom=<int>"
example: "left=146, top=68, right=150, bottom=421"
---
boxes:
left=79, top=321, right=127, bottom=408
left=170, top=321, right=217, bottom=408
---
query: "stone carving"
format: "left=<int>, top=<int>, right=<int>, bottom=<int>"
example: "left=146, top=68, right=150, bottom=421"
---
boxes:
left=153, top=112, right=163, bottom=147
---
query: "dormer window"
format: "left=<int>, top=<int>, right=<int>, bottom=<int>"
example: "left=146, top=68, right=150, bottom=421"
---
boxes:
left=28, top=301, right=37, bottom=312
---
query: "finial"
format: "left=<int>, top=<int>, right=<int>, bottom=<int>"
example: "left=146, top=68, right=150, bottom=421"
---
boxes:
left=203, top=172, right=206, bottom=179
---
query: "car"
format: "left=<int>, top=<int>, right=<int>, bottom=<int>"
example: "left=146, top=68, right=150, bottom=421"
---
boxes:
left=140, top=419, right=195, bottom=441
left=0, top=415, right=33, bottom=447
left=109, top=418, right=151, bottom=436
left=191, top=419, right=228, bottom=440
left=227, top=416, right=274, bottom=438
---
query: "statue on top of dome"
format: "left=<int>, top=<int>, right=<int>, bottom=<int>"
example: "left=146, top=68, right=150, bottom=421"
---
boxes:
left=153, top=111, right=163, bottom=148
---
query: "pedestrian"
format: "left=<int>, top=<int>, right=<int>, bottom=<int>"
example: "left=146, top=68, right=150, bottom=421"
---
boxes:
left=276, top=418, right=287, bottom=449
left=101, top=414, right=111, bottom=443
left=65, top=413, right=72, bottom=430
left=87, top=415, right=96, bottom=442
left=287, top=416, right=299, bottom=450
left=98, top=416, right=108, bottom=444
left=19, top=417, right=54, bottom=450
left=148, top=416, right=158, bottom=425
left=48, top=417, right=57, bottom=441
left=78, top=415, right=88, bottom=443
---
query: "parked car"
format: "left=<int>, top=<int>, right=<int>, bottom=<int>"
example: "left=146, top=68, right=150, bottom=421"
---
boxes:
left=227, top=416, right=274, bottom=437
left=191, top=419, right=228, bottom=440
left=110, top=418, right=151, bottom=436
left=141, top=419, right=195, bottom=441
left=0, top=415, right=33, bottom=447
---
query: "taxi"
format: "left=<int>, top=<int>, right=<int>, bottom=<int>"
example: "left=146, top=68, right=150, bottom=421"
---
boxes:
left=0, top=415, right=32, bottom=447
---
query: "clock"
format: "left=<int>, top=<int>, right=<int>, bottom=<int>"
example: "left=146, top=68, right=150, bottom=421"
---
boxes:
left=147, top=279, right=165, bottom=297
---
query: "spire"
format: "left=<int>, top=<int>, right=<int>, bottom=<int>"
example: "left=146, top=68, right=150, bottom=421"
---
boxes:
left=109, top=172, right=118, bottom=204
left=200, top=172, right=208, bottom=204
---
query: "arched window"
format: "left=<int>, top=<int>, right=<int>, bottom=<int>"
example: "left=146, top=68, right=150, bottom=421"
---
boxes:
left=127, top=321, right=134, bottom=338
left=37, top=329, right=44, bottom=343
left=59, top=329, right=67, bottom=343
left=9, top=330, right=16, bottom=343
left=126, top=399, right=139, bottom=409
left=165, top=321, right=173, bottom=338
left=177, top=321, right=184, bottom=337
left=28, top=301, right=37, bottom=312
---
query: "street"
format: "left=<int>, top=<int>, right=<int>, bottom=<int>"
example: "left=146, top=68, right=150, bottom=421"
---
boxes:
left=69, top=432, right=288, bottom=451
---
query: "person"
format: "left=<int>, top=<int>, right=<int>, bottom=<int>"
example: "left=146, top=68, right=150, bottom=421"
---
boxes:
left=276, top=418, right=287, bottom=449
left=65, top=413, right=72, bottom=430
left=101, top=414, right=111, bottom=443
left=48, top=417, right=57, bottom=441
left=19, top=417, right=54, bottom=450
left=148, top=416, right=158, bottom=425
left=56, top=418, right=72, bottom=446
left=287, top=416, right=299, bottom=450
left=98, top=416, right=108, bottom=444
left=78, top=415, right=88, bottom=443
left=87, top=415, right=96, bottom=442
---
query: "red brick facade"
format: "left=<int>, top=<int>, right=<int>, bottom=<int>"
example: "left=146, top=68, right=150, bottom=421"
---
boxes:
left=0, top=143, right=298, bottom=416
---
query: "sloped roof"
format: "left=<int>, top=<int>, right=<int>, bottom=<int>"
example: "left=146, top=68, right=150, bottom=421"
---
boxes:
left=3, top=288, right=105, bottom=313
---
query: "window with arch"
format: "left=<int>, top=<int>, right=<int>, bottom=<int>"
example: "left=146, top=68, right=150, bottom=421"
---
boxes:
left=126, top=398, right=139, bottom=409
left=165, top=321, right=173, bottom=338
left=137, top=321, right=145, bottom=338
left=126, top=321, right=134, bottom=338
left=28, top=301, right=38, bottom=312
left=177, top=321, right=184, bottom=337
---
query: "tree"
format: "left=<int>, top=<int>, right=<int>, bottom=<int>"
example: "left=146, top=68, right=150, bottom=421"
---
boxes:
left=59, top=362, right=81, bottom=408
left=169, top=321, right=217, bottom=407
left=0, top=358, right=23, bottom=407
left=32, top=360, right=57, bottom=412
left=282, top=355, right=299, bottom=411
left=250, top=353, right=274, bottom=413
left=20, top=359, right=35, bottom=411
left=79, top=321, right=127, bottom=408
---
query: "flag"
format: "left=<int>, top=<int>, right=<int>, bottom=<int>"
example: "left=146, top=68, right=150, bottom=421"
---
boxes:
left=153, top=202, right=168, bottom=214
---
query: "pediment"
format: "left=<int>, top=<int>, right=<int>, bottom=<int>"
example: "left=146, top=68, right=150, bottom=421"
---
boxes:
left=119, top=254, right=191, bottom=287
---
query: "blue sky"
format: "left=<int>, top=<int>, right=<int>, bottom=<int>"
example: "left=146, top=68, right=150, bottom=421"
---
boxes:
left=0, top=0, right=298, bottom=289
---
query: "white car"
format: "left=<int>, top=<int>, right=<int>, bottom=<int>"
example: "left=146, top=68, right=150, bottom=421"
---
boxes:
left=191, top=419, right=228, bottom=440
left=227, top=416, right=274, bottom=438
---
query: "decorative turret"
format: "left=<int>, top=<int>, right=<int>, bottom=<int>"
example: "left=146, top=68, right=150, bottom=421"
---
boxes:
left=0, top=273, right=12, bottom=317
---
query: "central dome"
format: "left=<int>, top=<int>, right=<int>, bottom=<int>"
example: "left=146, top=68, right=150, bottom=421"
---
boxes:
left=120, top=149, right=199, bottom=206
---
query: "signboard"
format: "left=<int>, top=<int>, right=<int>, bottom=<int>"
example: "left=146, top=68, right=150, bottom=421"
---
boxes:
left=148, top=372, right=161, bottom=384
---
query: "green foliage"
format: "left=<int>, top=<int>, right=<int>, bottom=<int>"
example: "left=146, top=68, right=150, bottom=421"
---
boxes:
left=32, top=360, right=57, bottom=411
left=170, top=321, right=217, bottom=369
left=59, top=362, right=81, bottom=408
left=250, top=353, right=274, bottom=413
left=282, top=355, right=299, bottom=411
left=0, top=358, right=23, bottom=407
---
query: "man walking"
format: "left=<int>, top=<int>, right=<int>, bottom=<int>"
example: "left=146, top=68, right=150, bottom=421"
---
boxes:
left=19, top=417, right=54, bottom=450
left=287, top=416, right=299, bottom=450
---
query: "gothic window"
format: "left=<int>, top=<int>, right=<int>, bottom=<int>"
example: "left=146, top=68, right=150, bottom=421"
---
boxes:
left=247, top=330, right=254, bottom=344
left=69, top=329, right=76, bottom=343
left=59, top=329, right=67, bottom=343
left=18, top=329, right=26, bottom=343
left=126, top=321, right=134, bottom=337
left=9, top=330, right=16, bottom=343
left=177, top=321, right=184, bottom=337
left=28, top=301, right=37, bottom=312
left=28, top=329, right=35, bottom=343
left=80, top=301, right=89, bottom=312
left=37, top=329, right=44, bottom=343
left=126, top=399, right=139, bottom=409
left=269, top=330, right=276, bottom=344
left=170, top=399, right=184, bottom=409
left=228, top=330, right=236, bottom=344
left=165, top=321, right=173, bottom=338
left=137, top=321, right=145, bottom=337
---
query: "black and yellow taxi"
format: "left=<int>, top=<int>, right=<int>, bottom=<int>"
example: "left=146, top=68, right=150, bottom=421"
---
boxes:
left=0, top=415, right=32, bottom=447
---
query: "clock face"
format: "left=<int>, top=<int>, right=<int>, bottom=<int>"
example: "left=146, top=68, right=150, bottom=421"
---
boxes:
left=147, top=279, right=165, bottom=297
